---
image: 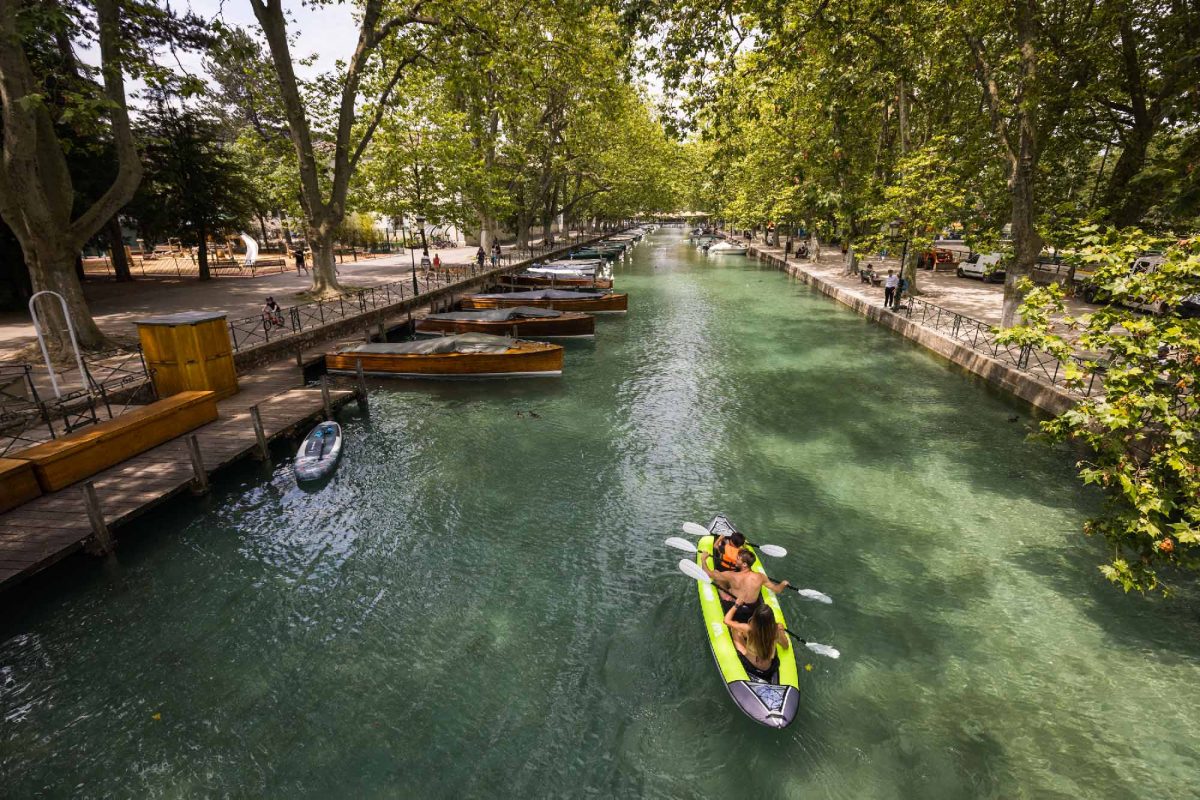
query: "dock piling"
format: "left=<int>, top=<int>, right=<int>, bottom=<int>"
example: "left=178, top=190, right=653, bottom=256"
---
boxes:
left=186, top=434, right=209, bottom=494
left=250, top=404, right=270, bottom=460
left=321, top=375, right=332, bottom=420
left=355, top=358, right=369, bottom=413
left=82, top=481, right=114, bottom=555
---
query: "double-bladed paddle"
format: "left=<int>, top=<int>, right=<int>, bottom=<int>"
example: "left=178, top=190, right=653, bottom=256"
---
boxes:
left=670, top=531, right=834, bottom=605
left=680, top=522, right=788, bottom=557
left=675, top=559, right=840, bottom=659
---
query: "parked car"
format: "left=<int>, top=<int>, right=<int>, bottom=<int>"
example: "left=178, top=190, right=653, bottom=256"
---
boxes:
left=957, top=252, right=1006, bottom=282
left=1079, top=254, right=1164, bottom=312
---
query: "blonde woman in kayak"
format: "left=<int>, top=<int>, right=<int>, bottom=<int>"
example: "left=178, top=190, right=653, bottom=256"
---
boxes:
left=723, top=602, right=790, bottom=682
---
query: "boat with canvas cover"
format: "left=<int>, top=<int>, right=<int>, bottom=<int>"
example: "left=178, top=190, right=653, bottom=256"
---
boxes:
left=325, top=333, right=563, bottom=378
left=415, top=306, right=594, bottom=338
left=708, top=241, right=748, bottom=255
left=460, top=288, right=627, bottom=313
left=503, top=264, right=612, bottom=289
left=294, top=421, right=343, bottom=482
left=694, top=514, right=800, bottom=728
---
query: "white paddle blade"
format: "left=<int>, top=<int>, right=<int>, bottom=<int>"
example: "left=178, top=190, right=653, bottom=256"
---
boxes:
left=681, top=522, right=711, bottom=537
left=805, top=642, right=840, bottom=659
left=756, top=544, right=787, bottom=558
left=677, top=558, right=712, bottom=584
left=664, top=536, right=698, bottom=553
left=796, top=588, right=833, bottom=604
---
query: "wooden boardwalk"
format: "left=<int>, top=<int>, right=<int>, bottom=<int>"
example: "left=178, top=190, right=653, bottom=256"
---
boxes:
left=0, top=358, right=355, bottom=589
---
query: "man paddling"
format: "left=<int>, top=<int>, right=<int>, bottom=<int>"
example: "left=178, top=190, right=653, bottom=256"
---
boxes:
left=702, top=550, right=790, bottom=622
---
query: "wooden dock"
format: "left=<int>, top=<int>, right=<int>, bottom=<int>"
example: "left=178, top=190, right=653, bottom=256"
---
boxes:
left=0, top=359, right=356, bottom=590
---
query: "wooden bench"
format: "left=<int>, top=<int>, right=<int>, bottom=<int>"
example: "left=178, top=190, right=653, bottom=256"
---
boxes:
left=13, top=390, right=218, bottom=492
left=0, top=458, right=41, bottom=513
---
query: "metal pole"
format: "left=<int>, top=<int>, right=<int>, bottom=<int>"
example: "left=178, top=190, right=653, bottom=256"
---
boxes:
left=321, top=374, right=332, bottom=420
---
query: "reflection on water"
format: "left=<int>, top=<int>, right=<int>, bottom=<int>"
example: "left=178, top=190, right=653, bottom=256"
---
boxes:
left=2, top=230, right=1199, bottom=798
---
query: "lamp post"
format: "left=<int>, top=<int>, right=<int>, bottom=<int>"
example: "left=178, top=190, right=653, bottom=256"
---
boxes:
left=405, top=223, right=419, bottom=295
left=416, top=215, right=431, bottom=278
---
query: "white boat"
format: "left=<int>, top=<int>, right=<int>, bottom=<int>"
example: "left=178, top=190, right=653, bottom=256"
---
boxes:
left=708, top=241, right=748, bottom=255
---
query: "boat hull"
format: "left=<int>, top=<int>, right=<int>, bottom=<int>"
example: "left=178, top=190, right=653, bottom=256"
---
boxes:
left=695, top=514, right=800, bottom=729
left=415, top=313, right=594, bottom=338
left=502, top=275, right=614, bottom=290
left=460, top=294, right=628, bottom=313
left=325, top=341, right=563, bottom=378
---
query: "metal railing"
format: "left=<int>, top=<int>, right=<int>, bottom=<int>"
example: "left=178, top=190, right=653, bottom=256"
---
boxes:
left=0, top=349, right=158, bottom=456
left=224, top=236, right=609, bottom=354
left=898, top=296, right=1105, bottom=397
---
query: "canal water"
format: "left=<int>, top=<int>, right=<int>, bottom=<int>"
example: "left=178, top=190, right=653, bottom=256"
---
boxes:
left=3, top=230, right=1199, bottom=798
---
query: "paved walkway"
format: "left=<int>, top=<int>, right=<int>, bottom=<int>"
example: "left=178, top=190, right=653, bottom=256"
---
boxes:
left=0, top=248, right=479, bottom=360
left=742, top=238, right=1097, bottom=332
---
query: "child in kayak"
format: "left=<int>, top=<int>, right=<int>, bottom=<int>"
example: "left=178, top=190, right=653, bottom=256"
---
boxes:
left=703, top=550, right=790, bottom=622
left=711, top=530, right=746, bottom=572
left=723, top=602, right=789, bottom=682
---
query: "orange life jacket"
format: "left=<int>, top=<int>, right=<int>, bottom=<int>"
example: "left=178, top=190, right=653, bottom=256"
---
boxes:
left=714, top=537, right=741, bottom=571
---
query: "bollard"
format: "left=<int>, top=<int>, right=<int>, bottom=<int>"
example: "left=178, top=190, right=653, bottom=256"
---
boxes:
left=355, top=358, right=369, bottom=413
left=250, top=404, right=270, bottom=460
left=186, top=434, right=209, bottom=494
left=82, top=481, right=114, bottom=555
left=321, top=374, right=332, bottom=420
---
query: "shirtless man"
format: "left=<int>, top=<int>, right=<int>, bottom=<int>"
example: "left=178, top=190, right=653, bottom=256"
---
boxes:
left=703, top=549, right=790, bottom=623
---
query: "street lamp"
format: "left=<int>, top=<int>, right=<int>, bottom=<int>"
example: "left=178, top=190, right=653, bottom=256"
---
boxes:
left=405, top=223, right=419, bottom=295
left=415, top=215, right=431, bottom=279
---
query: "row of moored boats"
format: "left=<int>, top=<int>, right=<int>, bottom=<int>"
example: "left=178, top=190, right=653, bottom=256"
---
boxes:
left=322, top=228, right=651, bottom=379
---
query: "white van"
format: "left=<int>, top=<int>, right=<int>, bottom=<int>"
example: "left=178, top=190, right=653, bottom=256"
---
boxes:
left=957, top=252, right=1006, bottom=282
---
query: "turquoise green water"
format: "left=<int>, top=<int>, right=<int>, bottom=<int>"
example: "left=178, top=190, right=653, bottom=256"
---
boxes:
left=3, top=230, right=1199, bottom=798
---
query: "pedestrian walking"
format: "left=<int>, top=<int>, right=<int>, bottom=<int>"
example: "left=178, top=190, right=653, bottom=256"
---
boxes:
left=884, top=269, right=899, bottom=309
left=432, top=253, right=442, bottom=273
left=491, top=241, right=501, bottom=267
left=476, top=245, right=486, bottom=270
left=293, top=245, right=307, bottom=275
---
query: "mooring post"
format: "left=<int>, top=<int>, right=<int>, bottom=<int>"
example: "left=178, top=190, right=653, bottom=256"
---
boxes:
left=296, top=347, right=303, bottom=368
left=250, top=404, right=269, bottom=460
left=355, top=358, right=369, bottom=413
left=82, top=481, right=114, bottom=555
left=186, top=434, right=209, bottom=494
left=321, top=374, right=332, bottom=420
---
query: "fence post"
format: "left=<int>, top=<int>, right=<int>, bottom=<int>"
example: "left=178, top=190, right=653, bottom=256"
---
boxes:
left=250, top=404, right=270, bottom=460
left=186, top=434, right=209, bottom=494
left=82, top=481, right=114, bottom=555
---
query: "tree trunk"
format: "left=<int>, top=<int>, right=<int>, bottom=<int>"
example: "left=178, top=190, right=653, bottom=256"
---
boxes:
left=26, top=242, right=109, bottom=350
left=1100, top=121, right=1156, bottom=228
left=1002, top=149, right=1042, bottom=327
left=197, top=222, right=211, bottom=281
left=106, top=215, right=132, bottom=282
left=307, top=224, right=340, bottom=294
left=281, top=219, right=294, bottom=246
left=897, top=77, right=910, bottom=155
left=257, top=213, right=269, bottom=245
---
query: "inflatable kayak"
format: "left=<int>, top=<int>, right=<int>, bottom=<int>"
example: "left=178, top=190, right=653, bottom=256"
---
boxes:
left=295, top=421, right=343, bottom=482
left=695, top=514, right=800, bottom=728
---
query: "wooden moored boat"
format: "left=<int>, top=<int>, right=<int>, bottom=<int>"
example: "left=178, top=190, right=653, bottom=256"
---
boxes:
left=325, top=333, right=563, bottom=378
left=415, top=306, right=595, bottom=338
left=503, top=273, right=613, bottom=289
left=460, top=288, right=628, bottom=313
